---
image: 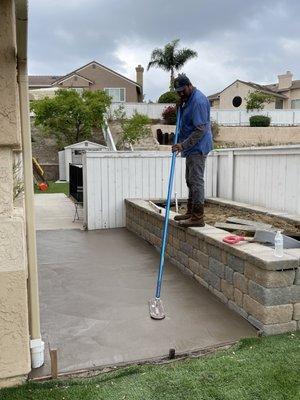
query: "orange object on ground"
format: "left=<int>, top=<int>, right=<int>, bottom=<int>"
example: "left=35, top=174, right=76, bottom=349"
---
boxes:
left=38, top=182, right=48, bottom=192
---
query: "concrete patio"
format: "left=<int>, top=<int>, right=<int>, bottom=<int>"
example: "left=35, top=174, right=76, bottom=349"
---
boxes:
left=35, top=193, right=83, bottom=231
left=32, top=227, right=256, bottom=378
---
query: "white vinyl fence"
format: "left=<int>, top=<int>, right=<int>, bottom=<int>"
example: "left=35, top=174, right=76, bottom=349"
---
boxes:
left=211, top=109, right=300, bottom=126
left=83, top=146, right=300, bottom=230
left=109, top=103, right=300, bottom=126
left=83, top=152, right=188, bottom=229
left=210, top=145, right=300, bottom=215
left=109, top=103, right=174, bottom=119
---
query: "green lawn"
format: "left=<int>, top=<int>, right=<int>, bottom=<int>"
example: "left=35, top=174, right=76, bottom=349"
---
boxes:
left=1, top=333, right=299, bottom=400
left=34, top=181, right=69, bottom=196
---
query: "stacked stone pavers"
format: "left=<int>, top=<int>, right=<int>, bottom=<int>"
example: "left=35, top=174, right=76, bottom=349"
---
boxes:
left=125, top=199, right=300, bottom=335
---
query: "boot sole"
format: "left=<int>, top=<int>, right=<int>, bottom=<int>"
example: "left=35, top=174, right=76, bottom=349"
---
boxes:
left=178, top=221, right=205, bottom=228
left=174, top=215, right=191, bottom=221
left=178, top=225, right=206, bottom=228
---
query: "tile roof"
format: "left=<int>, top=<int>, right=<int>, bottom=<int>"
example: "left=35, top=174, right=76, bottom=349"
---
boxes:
left=207, top=92, right=220, bottom=100
left=29, top=75, right=63, bottom=86
left=264, top=80, right=300, bottom=92
left=237, top=80, right=287, bottom=98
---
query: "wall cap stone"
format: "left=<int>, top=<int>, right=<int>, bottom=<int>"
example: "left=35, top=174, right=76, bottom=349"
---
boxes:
left=126, top=199, right=300, bottom=271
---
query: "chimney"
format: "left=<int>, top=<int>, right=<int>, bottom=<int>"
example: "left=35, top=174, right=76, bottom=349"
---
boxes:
left=278, top=70, right=293, bottom=90
left=135, top=64, right=144, bottom=88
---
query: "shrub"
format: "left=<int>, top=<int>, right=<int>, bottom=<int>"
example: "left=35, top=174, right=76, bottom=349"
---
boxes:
left=245, top=91, right=275, bottom=112
left=109, top=104, right=126, bottom=121
left=121, top=112, right=151, bottom=145
left=13, top=160, right=24, bottom=201
left=162, top=105, right=177, bottom=124
left=158, top=91, right=179, bottom=104
left=249, top=115, right=271, bottom=127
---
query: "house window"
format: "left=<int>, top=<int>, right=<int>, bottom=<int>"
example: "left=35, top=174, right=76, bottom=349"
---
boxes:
left=275, top=99, right=283, bottom=109
left=232, top=96, right=242, bottom=107
left=104, top=88, right=125, bottom=102
left=73, top=88, right=83, bottom=95
left=291, top=99, right=300, bottom=109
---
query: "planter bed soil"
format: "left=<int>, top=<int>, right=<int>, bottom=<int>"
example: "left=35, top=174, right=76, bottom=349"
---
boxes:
left=169, top=201, right=300, bottom=237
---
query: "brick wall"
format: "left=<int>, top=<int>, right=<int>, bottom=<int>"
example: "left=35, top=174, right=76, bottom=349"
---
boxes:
left=126, top=199, right=300, bottom=335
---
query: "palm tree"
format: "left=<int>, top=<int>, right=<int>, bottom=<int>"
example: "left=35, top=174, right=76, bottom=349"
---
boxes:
left=147, top=39, right=197, bottom=90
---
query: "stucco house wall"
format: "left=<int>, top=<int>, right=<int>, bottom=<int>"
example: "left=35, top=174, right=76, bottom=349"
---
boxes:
left=79, top=63, right=141, bottom=102
left=284, top=88, right=300, bottom=108
left=219, top=81, right=276, bottom=110
left=0, top=0, right=31, bottom=387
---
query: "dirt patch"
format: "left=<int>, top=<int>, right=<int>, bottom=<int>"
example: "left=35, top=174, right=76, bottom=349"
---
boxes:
left=169, top=201, right=300, bottom=237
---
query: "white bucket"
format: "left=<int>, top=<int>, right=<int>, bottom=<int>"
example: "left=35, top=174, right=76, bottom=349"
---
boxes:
left=30, top=338, right=45, bottom=369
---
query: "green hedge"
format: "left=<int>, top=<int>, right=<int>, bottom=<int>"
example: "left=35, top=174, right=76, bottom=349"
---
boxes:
left=249, top=115, right=271, bottom=127
left=158, top=91, right=179, bottom=103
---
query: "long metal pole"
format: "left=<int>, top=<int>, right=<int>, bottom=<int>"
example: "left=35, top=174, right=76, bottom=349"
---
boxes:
left=155, top=108, right=181, bottom=299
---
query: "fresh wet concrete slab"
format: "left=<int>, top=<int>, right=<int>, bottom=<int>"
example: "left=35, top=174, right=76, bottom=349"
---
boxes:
left=32, top=228, right=256, bottom=378
left=35, top=193, right=83, bottom=231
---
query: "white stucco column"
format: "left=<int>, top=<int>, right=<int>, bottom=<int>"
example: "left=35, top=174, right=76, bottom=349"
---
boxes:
left=0, top=0, right=31, bottom=387
left=16, top=0, right=44, bottom=368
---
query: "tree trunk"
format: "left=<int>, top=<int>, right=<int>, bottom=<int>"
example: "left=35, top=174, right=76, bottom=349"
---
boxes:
left=76, top=123, right=80, bottom=142
left=169, top=68, right=175, bottom=91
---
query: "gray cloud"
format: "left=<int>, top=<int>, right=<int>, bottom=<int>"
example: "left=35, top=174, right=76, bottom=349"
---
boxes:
left=29, top=0, right=300, bottom=100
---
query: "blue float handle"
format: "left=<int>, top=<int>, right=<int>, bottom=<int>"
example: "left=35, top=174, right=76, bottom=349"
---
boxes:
left=155, top=108, right=181, bottom=299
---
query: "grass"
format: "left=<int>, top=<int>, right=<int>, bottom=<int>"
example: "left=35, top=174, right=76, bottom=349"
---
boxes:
left=34, top=181, right=69, bottom=196
left=1, top=333, right=299, bottom=400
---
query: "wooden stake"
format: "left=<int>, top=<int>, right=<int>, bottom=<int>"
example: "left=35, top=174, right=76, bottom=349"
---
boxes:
left=169, top=348, right=176, bottom=359
left=50, top=348, right=58, bottom=379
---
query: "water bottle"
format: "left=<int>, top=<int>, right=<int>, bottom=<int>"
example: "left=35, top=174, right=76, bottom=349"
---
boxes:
left=274, top=231, right=284, bottom=257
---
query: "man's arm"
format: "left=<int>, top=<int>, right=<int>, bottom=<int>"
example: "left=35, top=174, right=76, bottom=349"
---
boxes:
left=181, top=124, right=206, bottom=150
left=172, top=125, right=206, bottom=154
left=172, top=124, right=206, bottom=153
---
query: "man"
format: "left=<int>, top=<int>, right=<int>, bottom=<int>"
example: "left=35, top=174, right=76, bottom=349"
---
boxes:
left=172, top=74, right=213, bottom=227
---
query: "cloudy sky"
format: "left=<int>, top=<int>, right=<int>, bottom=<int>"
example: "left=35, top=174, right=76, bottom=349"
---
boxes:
left=29, top=0, right=300, bottom=101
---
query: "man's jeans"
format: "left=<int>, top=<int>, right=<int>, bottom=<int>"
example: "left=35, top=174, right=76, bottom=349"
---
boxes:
left=185, top=154, right=207, bottom=205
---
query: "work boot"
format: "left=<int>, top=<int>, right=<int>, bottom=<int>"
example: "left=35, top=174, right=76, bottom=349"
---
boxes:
left=174, top=199, right=193, bottom=221
left=178, top=203, right=205, bottom=228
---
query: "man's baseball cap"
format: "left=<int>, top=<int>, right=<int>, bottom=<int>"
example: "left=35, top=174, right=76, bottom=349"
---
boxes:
left=174, top=74, right=191, bottom=92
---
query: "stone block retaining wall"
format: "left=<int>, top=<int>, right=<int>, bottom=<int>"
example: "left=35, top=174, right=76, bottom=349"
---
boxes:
left=126, top=199, right=300, bottom=335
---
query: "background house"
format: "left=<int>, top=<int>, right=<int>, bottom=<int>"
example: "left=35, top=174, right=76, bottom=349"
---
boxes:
left=29, top=61, right=144, bottom=102
left=209, top=71, right=300, bottom=110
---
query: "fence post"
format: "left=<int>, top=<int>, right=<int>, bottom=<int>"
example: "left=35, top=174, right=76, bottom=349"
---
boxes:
left=227, top=150, right=234, bottom=200
left=293, top=110, right=295, bottom=126
left=212, top=153, right=218, bottom=197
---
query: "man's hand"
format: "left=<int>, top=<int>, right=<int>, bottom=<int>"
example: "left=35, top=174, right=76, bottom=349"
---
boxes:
left=172, top=143, right=183, bottom=154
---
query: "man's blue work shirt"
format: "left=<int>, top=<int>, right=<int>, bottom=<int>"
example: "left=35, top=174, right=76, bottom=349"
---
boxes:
left=178, top=88, right=213, bottom=157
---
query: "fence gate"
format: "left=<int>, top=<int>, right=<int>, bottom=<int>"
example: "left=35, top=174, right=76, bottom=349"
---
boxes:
left=69, top=164, right=83, bottom=203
